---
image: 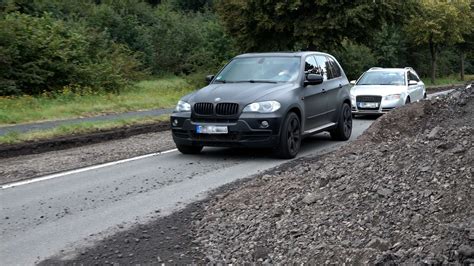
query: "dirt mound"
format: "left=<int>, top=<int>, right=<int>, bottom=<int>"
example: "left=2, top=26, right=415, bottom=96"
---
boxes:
left=193, top=84, right=474, bottom=264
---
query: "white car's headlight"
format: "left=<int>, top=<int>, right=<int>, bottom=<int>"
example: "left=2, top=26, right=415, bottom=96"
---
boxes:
left=243, top=101, right=281, bottom=113
left=384, top=94, right=401, bottom=101
left=175, top=100, right=191, bottom=112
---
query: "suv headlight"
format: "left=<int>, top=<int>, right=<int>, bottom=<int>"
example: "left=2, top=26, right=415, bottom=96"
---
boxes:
left=175, top=100, right=191, bottom=112
left=243, top=101, right=281, bottom=113
left=384, top=94, right=401, bottom=101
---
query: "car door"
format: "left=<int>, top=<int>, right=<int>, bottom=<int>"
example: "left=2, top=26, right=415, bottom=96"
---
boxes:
left=302, top=55, right=328, bottom=131
left=408, top=71, right=423, bottom=101
left=320, top=55, right=344, bottom=124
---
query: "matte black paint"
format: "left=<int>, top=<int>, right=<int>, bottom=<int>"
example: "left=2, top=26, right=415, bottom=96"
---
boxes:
left=171, top=52, right=351, bottom=148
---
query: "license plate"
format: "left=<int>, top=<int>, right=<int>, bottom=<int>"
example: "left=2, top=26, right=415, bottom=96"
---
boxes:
left=358, top=102, right=379, bottom=108
left=195, top=125, right=228, bottom=134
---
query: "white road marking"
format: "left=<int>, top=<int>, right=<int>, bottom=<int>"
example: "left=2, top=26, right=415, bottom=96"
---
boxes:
left=0, top=148, right=178, bottom=190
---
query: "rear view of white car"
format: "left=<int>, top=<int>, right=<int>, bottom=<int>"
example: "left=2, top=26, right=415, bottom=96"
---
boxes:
left=350, top=67, right=425, bottom=115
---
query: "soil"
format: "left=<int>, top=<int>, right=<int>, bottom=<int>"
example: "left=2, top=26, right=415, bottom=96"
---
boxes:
left=0, top=129, right=175, bottom=185
left=39, top=84, right=473, bottom=264
left=0, top=121, right=169, bottom=159
left=426, top=82, right=470, bottom=93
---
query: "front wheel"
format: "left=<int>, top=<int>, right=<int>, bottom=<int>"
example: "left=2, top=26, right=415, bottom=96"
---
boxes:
left=275, top=112, right=301, bottom=159
left=330, top=103, right=352, bottom=141
left=176, top=144, right=203, bottom=154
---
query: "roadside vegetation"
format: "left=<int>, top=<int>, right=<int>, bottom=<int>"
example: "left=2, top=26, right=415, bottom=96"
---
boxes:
left=0, top=78, right=193, bottom=125
left=424, top=74, right=473, bottom=88
left=0, top=115, right=169, bottom=145
left=0, top=0, right=472, bottom=126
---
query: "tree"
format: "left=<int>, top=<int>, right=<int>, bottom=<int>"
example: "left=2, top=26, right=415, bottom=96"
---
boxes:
left=405, top=0, right=472, bottom=84
left=214, top=0, right=412, bottom=53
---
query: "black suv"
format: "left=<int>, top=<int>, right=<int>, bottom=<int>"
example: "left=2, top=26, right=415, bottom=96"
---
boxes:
left=171, top=52, right=352, bottom=158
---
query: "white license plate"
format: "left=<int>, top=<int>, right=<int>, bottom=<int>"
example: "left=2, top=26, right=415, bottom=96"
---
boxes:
left=195, top=125, right=228, bottom=134
left=358, top=102, right=379, bottom=108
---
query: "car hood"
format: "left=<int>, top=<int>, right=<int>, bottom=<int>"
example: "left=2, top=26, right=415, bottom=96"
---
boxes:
left=350, top=85, right=406, bottom=97
left=188, top=82, right=294, bottom=104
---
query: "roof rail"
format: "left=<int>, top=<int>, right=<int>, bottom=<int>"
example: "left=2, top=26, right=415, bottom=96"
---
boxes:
left=404, top=67, right=414, bottom=70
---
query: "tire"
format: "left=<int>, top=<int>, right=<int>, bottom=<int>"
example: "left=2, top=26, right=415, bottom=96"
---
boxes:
left=275, top=112, right=301, bottom=159
left=330, top=103, right=352, bottom=141
left=423, top=93, right=427, bottom=99
left=405, top=97, right=411, bottom=104
left=176, top=144, right=203, bottom=154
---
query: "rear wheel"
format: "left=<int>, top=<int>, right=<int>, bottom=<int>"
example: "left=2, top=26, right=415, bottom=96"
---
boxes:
left=405, top=97, right=411, bottom=104
left=275, top=112, right=301, bottom=159
left=176, top=144, right=203, bottom=154
left=330, top=103, right=352, bottom=141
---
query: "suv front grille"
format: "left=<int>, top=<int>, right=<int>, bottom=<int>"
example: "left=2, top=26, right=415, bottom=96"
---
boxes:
left=193, top=102, right=239, bottom=116
left=356, top=95, right=382, bottom=103
left=194, top=103, right=214, bottom=115
left=216, top=103, right=239, bottom=116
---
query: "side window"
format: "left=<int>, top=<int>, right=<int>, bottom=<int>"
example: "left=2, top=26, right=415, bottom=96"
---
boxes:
left=314, top=55, right=328, bottom=80
left=327, top=56, right=342, bottom=79
left=409, top=71, right=420, bottom=82
left=304, top=56, right=319, bottom=74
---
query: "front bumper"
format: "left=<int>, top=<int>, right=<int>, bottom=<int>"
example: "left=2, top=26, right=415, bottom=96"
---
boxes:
left=170, top=112, right=282, bottom=148
left=351, top=97, right=404, bottom=114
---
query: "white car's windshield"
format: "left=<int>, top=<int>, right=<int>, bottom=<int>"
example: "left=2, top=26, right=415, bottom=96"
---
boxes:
left=214, top=56, right=301, bottom=83
left=357, top=71, right=406, bottom=86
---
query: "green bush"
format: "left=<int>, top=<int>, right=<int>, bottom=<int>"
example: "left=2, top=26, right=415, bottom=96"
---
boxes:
left=0, top=12, right=142, bottom=95
left=332, top=40, right=377, bottom=81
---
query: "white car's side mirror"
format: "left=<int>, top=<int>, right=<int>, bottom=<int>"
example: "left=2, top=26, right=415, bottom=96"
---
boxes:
left=350, top=80, right=356, bottom=85
left=408, top=80, right=418, bottom=86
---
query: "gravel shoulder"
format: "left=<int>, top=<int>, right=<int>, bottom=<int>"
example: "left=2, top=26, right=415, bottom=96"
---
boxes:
left=41, top=84, right=473, bottom=264
left=0, top=130, right=175, bottom=185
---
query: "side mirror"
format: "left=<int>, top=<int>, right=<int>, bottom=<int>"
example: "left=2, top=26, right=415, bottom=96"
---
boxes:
left=408, top=80, right=418, bottom=86
left=304, top=74, right=323, bottom=86
left=205, top=75, right=215, bottom=84
left=350, top=80, right=356, bottom=85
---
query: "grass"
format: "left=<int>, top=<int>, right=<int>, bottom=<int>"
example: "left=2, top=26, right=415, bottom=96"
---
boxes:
left=423, top=74, right=474, bottom=88
left=0, top=115, right=169, bottom=145
left=0, top=77, right=195, bottom=125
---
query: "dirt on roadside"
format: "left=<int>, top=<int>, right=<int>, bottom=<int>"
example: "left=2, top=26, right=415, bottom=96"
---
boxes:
left=193, top=84, right=473, bottom=264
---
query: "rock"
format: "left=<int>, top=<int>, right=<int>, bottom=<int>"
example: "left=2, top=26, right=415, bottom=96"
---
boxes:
left=427, top=126, right=442, bottom=140
left=377, top=188, right=393, bottom=197
left=458, top=244, right=474, bottom=258
left=302, top=192, right=320, bottom=205
left=366, top=238, right=390, bottom=251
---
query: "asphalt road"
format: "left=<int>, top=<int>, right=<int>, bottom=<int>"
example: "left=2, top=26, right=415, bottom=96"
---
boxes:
left=0, top=118, right=374, bottom=265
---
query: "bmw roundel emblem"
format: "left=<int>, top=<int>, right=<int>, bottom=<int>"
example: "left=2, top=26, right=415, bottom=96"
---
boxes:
left=215, top=97, right=221, bottom=102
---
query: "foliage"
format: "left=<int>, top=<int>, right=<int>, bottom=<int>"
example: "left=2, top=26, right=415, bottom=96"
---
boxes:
left=0, top=11, right=142, bottom=95
left=332, top=40, right=377, bottom=81
left=405, top=0, right=473, bottom=83
left=214, top=0, right=413, bottom=52
left=0, top=0, right=235, bottom=95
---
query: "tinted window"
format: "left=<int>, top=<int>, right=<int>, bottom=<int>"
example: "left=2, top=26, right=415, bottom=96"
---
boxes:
left=409, top=71, right=419, bottom=82
left=304, top=56, right=319, bottom=74
left=215, top=56, right=301, bottom=83
left=314, top=55, right=329, bottom=80
left=327, top=57, right=342, bottom=78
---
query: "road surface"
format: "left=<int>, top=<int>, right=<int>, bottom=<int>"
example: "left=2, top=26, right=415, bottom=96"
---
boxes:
left=1, top=118, right=373, bottom=265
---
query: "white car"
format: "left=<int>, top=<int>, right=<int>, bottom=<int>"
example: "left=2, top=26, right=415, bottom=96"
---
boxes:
left=350, top=67, right=426, bottom=115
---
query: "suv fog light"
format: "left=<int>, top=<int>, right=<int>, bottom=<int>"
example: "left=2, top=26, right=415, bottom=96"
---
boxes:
left=260, top=120, right=269, bottom=128
left=172, top=119, right=178, bottom=126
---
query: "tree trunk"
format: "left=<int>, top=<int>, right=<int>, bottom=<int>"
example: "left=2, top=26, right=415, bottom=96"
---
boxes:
left=429, top=40, right=437, bottom=85
left=460, top=50, right=465, bottom=81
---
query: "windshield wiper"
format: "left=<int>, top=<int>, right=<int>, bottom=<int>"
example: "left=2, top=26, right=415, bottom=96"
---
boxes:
left=234, top=80, right=278, bottom=84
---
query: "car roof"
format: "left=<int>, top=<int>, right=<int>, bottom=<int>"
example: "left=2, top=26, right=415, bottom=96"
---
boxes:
left=235, top=51, right=331, bottom=58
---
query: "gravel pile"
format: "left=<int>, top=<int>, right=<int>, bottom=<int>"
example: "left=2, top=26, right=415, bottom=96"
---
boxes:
left=194, top=85, right=474, bottom=264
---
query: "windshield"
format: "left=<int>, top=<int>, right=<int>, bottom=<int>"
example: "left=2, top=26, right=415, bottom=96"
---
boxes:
left=214, top=56, right=301, bottom=83
left=357, top=71, right=406, bottom=86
